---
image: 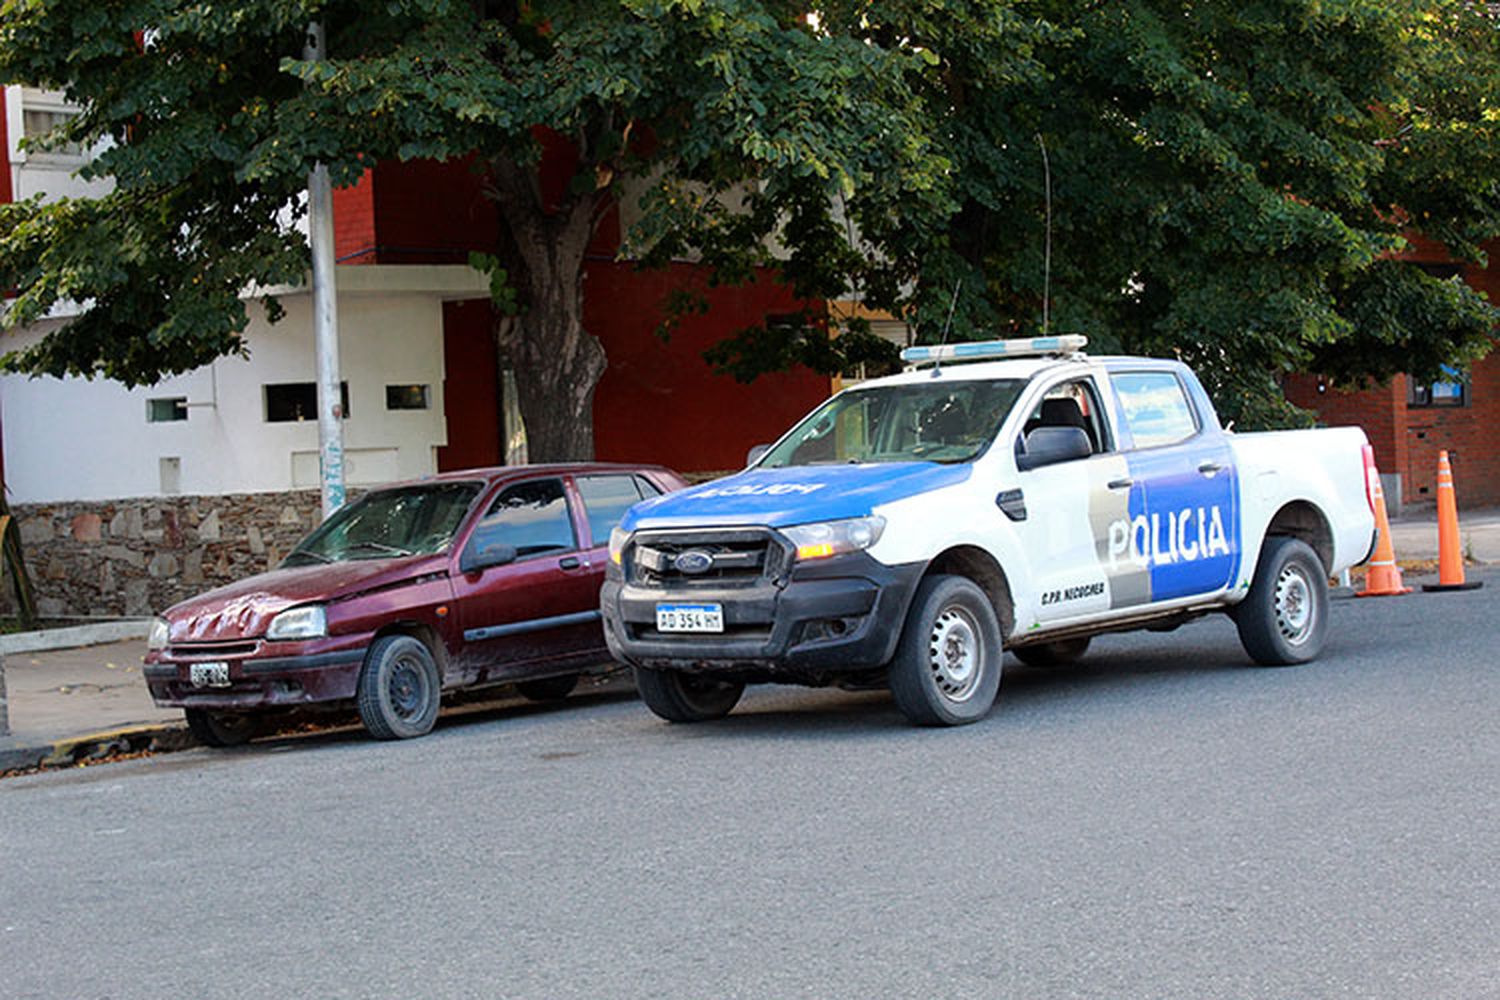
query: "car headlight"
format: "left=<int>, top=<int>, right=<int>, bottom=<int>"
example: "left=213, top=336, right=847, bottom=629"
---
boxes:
left=147, top=617, right=170, bottom=650
left=266, top=605, right=327, bottom=641
left=609, top=526, right=631, bottom=565
left=782, top=516, right=887, bottom=561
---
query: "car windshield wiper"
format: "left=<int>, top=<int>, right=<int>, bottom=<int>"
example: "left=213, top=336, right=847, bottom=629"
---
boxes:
left=344, top=541, right=414, bottom=558
left=283, top=549, right=333, bottom=565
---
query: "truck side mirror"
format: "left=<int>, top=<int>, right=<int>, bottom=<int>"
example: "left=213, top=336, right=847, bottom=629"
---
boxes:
left=460, top=522, right=518, bottom=573
left=746, top=443, right=770, bottom=467
left=1016, top=426, right=1092, bottom=471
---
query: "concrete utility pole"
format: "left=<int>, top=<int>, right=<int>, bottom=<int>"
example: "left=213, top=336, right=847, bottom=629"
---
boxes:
left=305, top=21, right=345, bottom=519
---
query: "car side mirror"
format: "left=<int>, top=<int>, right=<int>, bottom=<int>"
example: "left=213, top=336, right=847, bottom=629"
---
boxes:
left=460, top=523, right=518, bottom=573
left=1016, top=426, right=1092, bottom=471
left=746, top=443, right=770, bottom=467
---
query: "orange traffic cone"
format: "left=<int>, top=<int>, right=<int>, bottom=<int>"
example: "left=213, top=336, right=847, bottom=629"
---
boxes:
left=1422, top=450, right=1483, bottom=592
left=1358, top=449, right=1412, bottom=597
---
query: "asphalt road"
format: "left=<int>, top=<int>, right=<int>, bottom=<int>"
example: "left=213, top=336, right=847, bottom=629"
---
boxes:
left=3, top=572, right=1497, bottom=1000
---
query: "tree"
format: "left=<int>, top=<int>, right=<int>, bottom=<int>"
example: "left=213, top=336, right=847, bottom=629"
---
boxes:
left=0, top=0, right=940, bottom=459
left=697, top=0, right=1500, bottom=429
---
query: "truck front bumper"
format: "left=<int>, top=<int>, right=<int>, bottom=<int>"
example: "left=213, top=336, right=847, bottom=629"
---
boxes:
left=601, top=551, right=923, bottom=679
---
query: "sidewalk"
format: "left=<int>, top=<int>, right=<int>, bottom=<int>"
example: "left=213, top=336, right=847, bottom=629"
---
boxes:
left=3, top=504, right=1494, bottom=775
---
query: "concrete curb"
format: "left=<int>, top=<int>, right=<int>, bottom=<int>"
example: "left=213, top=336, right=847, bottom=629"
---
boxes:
left=0, top=619, right=154, bottom=656
left=0, top=722, right=193, bottom=775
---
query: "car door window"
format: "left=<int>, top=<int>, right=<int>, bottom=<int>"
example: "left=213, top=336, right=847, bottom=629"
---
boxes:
left=478, top=479, right=576, bottom=559
left=576, top=474, right=656, bottom=546
left=1015, top=378, right=1112, bottom=461
left=1112, top=372, right=1198, bottom=449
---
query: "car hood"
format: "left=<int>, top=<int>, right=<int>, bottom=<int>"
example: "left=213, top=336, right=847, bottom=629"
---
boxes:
left=162, top=555, right=447, bottom=642
left=621, top=462, right=973, bottom=531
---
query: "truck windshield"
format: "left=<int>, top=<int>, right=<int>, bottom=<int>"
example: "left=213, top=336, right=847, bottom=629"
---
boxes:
left=282, top=482, right=484, bottom=566
left=759, top=379, right=1027, bottom=467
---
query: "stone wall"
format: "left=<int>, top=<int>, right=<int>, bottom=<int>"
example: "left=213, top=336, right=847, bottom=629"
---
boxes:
left=2, top=491, right=332, bottom=618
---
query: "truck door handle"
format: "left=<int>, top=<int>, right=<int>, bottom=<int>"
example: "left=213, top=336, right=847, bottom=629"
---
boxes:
left=559, top=556, right=582, bottom=570
left=1197, top=461, right=1225, bottom=477
left=1107, top=477, right=1134, bottom=490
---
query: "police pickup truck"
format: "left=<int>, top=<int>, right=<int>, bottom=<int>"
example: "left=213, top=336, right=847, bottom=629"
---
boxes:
left=601, top=337, right=1377, bottom=727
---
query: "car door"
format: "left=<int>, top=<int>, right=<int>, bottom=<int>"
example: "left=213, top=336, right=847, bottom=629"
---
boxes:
left=569, top=471, right=665, bottom=646
left=449, top=476, right=600, bottom=685
left=1108, top=369, right=1239, bottom=604
left=1010, top=375, right=1145, bottom=623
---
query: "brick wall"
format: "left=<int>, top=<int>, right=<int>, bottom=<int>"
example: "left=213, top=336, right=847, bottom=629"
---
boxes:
left=1, top=491, right=330, bottom=619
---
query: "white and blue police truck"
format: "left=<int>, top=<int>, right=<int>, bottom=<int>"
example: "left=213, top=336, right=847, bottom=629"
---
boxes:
left=601, top=337, right=1378, bottom=726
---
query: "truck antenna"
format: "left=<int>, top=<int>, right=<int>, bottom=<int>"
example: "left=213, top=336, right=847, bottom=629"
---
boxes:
left=933, top=279, right=962, bottom=377
left=1037, top=132, right=1052, bottom=337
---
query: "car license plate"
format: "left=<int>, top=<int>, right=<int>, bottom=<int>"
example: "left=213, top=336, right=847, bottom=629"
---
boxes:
left=656, top=603, right=724, bottom=633
left=189, top=662, right=231, bottom=688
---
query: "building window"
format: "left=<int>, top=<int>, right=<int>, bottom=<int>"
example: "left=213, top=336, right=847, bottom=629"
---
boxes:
left=265, top=382, right=349, bottom=422
left=22, top=107, right=84, bottom=158
left=147, top=397, right=188, bottom=423
left=385, top=384, right=430, bottom=410
left=1408, top=367, right=1468, bottom=408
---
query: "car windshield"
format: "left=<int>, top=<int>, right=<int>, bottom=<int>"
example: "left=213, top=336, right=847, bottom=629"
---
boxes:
left=282, top=482, right=484, bottom=566
left=758, top=379, right=1027, bottom=467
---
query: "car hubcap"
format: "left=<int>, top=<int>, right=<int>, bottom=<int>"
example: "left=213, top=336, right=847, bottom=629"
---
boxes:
left=389, top=657, right=427, bottom=719
left=1274, top=564, right=1314, bottom=645
left=927, top=605, right=982, bottom=701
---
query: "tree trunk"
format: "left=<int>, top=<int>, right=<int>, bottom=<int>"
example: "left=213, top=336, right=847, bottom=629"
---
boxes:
left=487, top=155, right=609, bottom=463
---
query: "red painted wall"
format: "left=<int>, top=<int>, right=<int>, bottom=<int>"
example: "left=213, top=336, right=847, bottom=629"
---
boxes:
left=0, top=87, right=11, bottom=205
left=436, top=299, right=502, bottom=472
left=587, top=261, right=829, bottom=473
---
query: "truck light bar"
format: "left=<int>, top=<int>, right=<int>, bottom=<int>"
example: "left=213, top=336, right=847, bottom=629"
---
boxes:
left=900, top=335, right=1088, bottom=366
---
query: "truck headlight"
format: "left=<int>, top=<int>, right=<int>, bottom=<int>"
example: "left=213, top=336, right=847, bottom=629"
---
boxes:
left=266, top=605, right=327, bottom=641
left=609, top=526, right=630, bottom=565
left=147, top=617, right=170, bottom=650
left=782, top=516, right=886, bottom=561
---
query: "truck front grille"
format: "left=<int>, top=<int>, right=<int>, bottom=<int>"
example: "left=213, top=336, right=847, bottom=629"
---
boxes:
left=629, top=528, right=790, bottom=588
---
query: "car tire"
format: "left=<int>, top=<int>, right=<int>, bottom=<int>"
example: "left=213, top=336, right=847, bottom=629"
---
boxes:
left=1012, top=637, right=1091, bottom=667
left=516, top=672, right=580, bottom=702
left=184, top=708, right=259, bottom=748
left=634, top=667, right=744, bottom=723
left=1234, top=536, right=1329, bottom=666
left=356, top=635, right=442, bottom=740
left=889, top=574, right=1003, bottom=726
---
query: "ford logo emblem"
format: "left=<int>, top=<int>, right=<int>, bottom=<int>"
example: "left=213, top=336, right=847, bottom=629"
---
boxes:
left=673, top=550, right=714, bottom=574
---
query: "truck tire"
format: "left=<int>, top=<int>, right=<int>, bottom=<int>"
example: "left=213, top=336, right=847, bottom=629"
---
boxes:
left=184, top=708, right=259, bottom=748
left=634, top=667, right=744, bottom=723
left=889, top=574, right=1003, bottom=726
left=1012, top=637, right=1091, bottom=667
left=357, top=635, right=442, bottom=740
left=1234, top=536, right=1329, bottom=666
left=516, top=673, right=580, bottom=702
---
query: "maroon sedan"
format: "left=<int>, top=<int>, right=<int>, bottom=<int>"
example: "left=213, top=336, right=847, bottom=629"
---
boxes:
left=144, top=463, right=686, bottom=745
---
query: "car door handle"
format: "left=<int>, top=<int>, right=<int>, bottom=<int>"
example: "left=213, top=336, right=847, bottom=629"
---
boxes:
left=1107, top=477, right=1134, bottom=490
left=559, top=556, right=582, bottom=570
left=1197, top=461, right=1225, bottom=477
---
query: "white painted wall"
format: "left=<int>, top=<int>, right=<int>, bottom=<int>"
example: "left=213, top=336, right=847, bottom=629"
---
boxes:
left=5, top=86, right=114, bottom=203
left=2, top=266, right=490, bottom=503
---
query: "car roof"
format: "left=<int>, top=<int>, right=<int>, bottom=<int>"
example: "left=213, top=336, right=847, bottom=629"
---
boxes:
left=373, top=462, right=674, bottom=491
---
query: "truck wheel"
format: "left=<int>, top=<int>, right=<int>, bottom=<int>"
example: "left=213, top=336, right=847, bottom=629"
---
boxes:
left=516, top=673, right=580, bottom=702
left=1235, top=536, right=1329, bottom=666
left=889, top=575, right=1003, bottom=726
left=184, top=709, right=259, bottom=748
left=634, top=667, right=744, bottom=723
left=357, top=635, right=441, bottom=739
left=1013, top=637, right=1091, bottom=667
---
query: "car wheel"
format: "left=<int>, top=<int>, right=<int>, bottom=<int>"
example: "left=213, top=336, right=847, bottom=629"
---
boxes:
left=516, top=673, right=580, bottom=702
left=634, top=667, right=744, bottom=723
left=889, top=574, right=1003, bottom=726
left=356, top=635, right=442, bottom=740
left=1234, top=536, right=1329, bottom=666
left=184, top=708, right=259, bottom=748
left=1012, top=637, right=1091, bottom=667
